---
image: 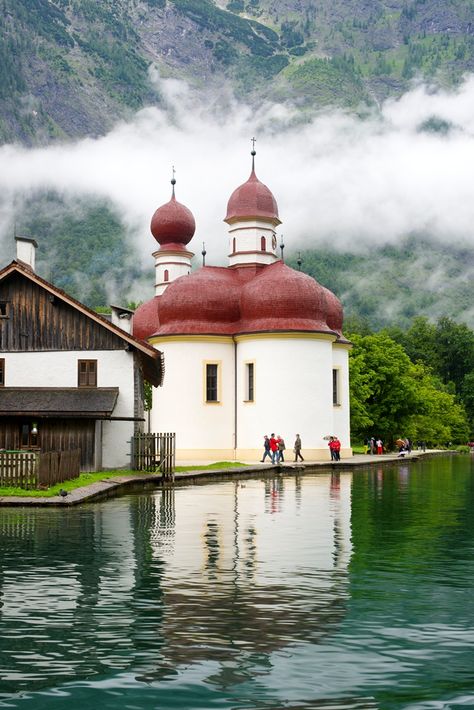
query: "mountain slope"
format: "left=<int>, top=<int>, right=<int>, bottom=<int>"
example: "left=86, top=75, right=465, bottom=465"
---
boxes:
left=1, top=0, right=474, bottom=144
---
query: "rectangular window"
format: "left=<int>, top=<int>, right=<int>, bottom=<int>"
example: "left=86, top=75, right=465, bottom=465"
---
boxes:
left=333, top=368, right=340, bottom=406
left=20, top=422, right=40, bottom=449
left=245, top=362, right=255, bottom=402
left=78, top=359, right=97, bottom=387
left=0, top=302, right=8, bottom=318
left=206, top=363, right=219, bottom=402
left=0, top=359, right=4, bottom=387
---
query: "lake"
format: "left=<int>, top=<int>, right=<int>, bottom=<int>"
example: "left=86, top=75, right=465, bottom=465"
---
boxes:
left=0, top=455, right=473, bottom=709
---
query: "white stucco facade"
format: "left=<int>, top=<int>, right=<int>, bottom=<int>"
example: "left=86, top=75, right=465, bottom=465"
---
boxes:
left=150, top=333, right=351, bottom=461
left=154, top=248, right=193, bottom=296
left=4, top=349, right=137, bottom=469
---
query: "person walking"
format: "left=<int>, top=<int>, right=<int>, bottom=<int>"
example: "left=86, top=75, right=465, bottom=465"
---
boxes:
left=376, top=438, right=383, bottom=455
left=269, top=433, right=279, bottom=464
left=294, top=434, right=304, bottom=462
left=277, top=435, right=286, bottom=462
left=328, top=436, right=337, bottom=461
left=260, top=435, right=272, bottom=462
left=333, top=436, right=341, bottom=461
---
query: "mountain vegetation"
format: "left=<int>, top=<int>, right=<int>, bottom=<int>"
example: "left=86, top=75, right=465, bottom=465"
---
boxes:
left=1, top=0, right=474, bottom=144
left=2, top=0, right=474, bottom=441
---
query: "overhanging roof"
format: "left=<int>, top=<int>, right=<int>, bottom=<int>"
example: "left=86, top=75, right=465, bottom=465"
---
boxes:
left=0, top=388, right=119, bottom=418
left=0, top=261, right=163, bottom=387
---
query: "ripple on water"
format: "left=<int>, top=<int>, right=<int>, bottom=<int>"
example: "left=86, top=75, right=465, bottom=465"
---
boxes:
left=0, top=460, right=473, bottom=709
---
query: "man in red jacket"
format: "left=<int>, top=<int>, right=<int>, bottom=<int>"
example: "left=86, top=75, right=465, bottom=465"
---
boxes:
left=269, top=433, right=279, bottom=464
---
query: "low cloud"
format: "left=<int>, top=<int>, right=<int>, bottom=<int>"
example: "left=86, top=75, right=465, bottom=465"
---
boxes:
left=1, top=73, right=474, bottom=266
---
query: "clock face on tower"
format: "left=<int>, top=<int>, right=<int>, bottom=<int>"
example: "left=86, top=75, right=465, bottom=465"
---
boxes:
left=272, top=235, right=277, bottom=251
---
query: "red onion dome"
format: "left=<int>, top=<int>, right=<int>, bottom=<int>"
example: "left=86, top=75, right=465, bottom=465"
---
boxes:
left=321, top=286, right=343, bottom=333
left=239, top=261, right=334, bottom=334
left=151, top=194, right=195, bottom=247
left=225, top=170, right=281, bottom=224
left=133, top=296, right=160, bottom=341
left=156, top=267, right=241, bottom=336
left=321, top=286, right=350, bottom=343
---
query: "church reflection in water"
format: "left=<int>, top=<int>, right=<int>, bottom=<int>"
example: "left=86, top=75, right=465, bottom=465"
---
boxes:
left=0, top=472, right=353, bottom=694
left=137, top=473, right=353, bottom=685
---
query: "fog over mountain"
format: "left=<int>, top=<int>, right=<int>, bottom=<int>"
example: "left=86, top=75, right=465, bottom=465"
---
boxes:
left=1, top=72, right=473, bottom=323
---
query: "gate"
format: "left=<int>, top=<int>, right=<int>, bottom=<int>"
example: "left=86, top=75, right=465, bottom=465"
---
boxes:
left=131, top=433, right=175, bottom=480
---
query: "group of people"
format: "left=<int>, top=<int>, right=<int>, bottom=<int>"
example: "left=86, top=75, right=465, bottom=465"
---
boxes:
left=328, top=436, right=341, bottom=461
left=261, top=434, right=304, bottom=463
left=396, top=438, right=413, bottom=456
left=366, top=437, right=384, bottom=455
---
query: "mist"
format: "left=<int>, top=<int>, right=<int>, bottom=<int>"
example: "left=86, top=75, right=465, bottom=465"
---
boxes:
left=1, top=72, right=474, bottom=268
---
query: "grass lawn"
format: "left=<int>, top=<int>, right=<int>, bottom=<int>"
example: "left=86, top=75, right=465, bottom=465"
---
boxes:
left=351, top=444, right=368, bottom=454
left=0, top=462, right=248, bottom=497
left=175, top=461, right=246, bottom=472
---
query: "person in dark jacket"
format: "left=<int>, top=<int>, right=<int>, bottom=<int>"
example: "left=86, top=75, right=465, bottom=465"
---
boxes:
left=294, top=434, right=304, bottom=462
left=260, top=435, right=272, bottom=462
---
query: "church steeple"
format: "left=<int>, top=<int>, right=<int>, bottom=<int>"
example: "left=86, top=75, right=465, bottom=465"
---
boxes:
left=224, top=142, right=281, bottom=269
left=150, top=170, right=195, bottom=295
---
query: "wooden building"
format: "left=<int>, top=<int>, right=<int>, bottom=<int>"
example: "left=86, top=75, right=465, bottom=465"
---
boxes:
left=0, top=238, right=163, bottom=471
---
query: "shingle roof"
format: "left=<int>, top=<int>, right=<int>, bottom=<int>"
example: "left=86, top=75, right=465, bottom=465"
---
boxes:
left=0, top=388, right=119, bottom=418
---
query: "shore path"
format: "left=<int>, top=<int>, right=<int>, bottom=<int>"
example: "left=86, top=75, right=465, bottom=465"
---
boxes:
left=0, top=450, right=453, bottom=507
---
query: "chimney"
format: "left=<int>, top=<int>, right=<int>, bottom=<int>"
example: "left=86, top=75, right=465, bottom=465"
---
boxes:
left=15, top=237, right=38, bottom=272
left=110, top=305, right=133, bottom=334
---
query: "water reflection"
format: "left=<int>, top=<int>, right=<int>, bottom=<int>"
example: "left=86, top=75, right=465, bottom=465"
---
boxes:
left=0, top=458, right=472, bottom=709
left=0, top=474, right=353, bottom=701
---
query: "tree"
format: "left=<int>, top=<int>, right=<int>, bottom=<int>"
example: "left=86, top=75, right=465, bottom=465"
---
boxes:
left=401, top=316, right=440, bottom=372
left=461, top=372, right=474, bottom=435
left=348, top=332, right=470, bottom=446
left=435, top=317, right=474, bottom=392
left=406, top=364, right=469, bottom=445
left=348, top=332, right=419, bottom=445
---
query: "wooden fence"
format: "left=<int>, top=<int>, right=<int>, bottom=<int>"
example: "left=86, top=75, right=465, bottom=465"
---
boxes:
left=0, top=451, right=37, bottom=489
left=38, top=450, right=81, bottom=488
left=131, top=433, right=175, bottom=480
left=0, top=449, right=81, bottom=489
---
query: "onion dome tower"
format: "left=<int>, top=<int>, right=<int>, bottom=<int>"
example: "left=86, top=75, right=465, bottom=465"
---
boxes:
left=150, top=170, right=195, bottom=296
left=224, top=141, right=281, bottom=270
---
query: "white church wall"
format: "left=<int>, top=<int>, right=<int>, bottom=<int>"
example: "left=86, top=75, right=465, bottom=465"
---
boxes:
left=332, top=345, right=351, bottom=454
left=151, top=338, right=235, bottom=459
left=235, top=335, right=336, bottom=461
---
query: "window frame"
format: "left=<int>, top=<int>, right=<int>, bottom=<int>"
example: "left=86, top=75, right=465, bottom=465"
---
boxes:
left=20, top=422, right=40, bottom=450
left=332, top=368, right=341, bottom=406
left=0, top=358, right=4, bottom=387
left=244, top=360, right=255, bottom=403
left=78, top=359, right=98, bottom=388
left=204, top=361, right=221, bottom=404
left=0, top=301, right=9, bottom=318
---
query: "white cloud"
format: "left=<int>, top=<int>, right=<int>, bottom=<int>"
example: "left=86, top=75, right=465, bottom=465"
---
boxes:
left=1, top=74, right=474, bottom=267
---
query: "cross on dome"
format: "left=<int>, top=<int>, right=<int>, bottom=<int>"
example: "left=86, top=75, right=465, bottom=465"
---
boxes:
left=224, top=142, right=281, bottom=225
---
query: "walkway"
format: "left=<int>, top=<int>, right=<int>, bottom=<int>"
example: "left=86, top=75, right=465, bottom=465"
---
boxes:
left=0, top=450, right=452, bottom=507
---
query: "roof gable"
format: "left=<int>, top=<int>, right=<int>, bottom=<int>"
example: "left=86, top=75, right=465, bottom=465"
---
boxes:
left=0, top=261, right=163, bottom=386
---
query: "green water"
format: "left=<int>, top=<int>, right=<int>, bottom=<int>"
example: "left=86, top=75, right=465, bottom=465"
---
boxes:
left=0, top=456, right=473, bottom=709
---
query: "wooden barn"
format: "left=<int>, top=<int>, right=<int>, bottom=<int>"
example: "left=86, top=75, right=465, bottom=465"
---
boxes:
left=0, top=238, right=163, bottom=471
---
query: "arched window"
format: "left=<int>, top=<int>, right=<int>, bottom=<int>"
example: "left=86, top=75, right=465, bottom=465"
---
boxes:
left=233, top=237, right=236, bottom=253
left=261, top=236, right=266, bottom=251
left=164, top=269, right=169, bottom=282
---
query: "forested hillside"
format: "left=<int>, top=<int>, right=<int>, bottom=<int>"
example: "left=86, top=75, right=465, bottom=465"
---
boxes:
left=1, top=0, right=473, bottom=342
left=1, top=0, right=474, bottom=144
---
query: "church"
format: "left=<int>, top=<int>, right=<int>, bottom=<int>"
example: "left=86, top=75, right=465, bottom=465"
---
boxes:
left=133, top=149, right=351, bottom=461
